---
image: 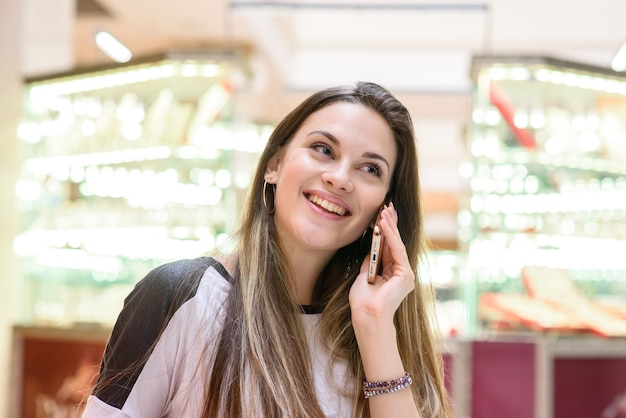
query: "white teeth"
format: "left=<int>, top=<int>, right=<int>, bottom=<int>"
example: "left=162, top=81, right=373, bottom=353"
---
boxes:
left=308, top=195, right=347, bottom=216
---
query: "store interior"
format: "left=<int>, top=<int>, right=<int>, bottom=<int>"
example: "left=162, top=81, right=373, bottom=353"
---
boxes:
left=2, top=1, right=626, bottom=417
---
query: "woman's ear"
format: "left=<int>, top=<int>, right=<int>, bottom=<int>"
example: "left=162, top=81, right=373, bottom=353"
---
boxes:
left=265, top=153, right=281, bottom=184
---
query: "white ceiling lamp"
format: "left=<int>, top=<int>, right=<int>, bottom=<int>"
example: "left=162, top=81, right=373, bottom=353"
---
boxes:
left=95, top=31, right=132, bottom=63
left=611, top=39, right=626, bottom=72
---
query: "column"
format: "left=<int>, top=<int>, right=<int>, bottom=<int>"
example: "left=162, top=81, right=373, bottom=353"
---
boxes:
left=0, top=0, right=23, bottom=414
left=0, top=0, right=75, bottom=416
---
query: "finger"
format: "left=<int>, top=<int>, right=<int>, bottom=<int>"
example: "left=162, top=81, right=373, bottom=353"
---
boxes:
left=379, top=211, right=410, bottom=268
left=379, top=212, right=402, bottom=252
left=388, top=201, right=398, bottom=225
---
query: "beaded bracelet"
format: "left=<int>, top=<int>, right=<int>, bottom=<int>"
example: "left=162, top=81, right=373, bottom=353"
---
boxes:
left=362, top=372, right=413, bottom=398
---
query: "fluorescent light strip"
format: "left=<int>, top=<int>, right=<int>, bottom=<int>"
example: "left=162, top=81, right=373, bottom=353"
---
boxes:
left=28, top=62, right=221, bottom=96
left=95, top=31, right=132, bottom=63
left=611, top=39, right=626, bottom=72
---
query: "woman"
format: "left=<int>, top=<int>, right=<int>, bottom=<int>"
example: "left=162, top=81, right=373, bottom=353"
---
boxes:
left=83, top=81, right=451, bottom=417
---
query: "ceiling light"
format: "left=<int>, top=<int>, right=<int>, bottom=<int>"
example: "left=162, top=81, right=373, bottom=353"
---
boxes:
left=95, top=31, right=132, bottom=63
left=611, top=39, right=626, bottom=72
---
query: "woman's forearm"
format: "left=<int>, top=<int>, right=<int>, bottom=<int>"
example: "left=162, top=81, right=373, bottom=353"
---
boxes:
left=353, top=317, right=420, bottom=418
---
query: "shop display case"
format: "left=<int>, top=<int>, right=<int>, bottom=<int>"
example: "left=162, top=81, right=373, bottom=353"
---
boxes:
left=460, top=55, right=626, bottom=337
left=15, top=49, right=270, bottom=327
left=455, top=57, right=626, bottom=417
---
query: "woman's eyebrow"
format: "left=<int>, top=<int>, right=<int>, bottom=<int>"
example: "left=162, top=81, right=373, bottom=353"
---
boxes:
left=307, top=130, right=338, bottom=144
left=306, top=130, right=390, bottom=171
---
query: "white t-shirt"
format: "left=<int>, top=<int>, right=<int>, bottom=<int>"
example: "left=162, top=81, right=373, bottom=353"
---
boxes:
left=82, top=257, right=354, bottom=417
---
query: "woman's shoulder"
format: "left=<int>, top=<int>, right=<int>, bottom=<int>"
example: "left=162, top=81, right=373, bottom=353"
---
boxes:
left=90, top=256, right=237, bottom=414
left=115, top=256, right=233, bottom=328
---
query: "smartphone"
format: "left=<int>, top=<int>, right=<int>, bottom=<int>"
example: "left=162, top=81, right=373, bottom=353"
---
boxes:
left=368, top=206, right=385, bottom=284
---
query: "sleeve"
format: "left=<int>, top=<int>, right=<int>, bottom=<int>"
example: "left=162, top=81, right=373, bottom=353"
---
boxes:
left=89, top=257, right=211, bottom=411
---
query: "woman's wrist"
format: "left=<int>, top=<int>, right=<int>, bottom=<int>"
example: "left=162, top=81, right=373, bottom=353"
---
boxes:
left=352, top=317, right=405, bottom=378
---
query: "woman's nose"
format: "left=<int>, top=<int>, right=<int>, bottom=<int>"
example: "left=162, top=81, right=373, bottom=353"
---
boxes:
left=321, top=163, right=354, bottom=192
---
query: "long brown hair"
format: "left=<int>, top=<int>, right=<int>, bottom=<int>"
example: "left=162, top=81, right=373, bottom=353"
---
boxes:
left=206, top=81, right=451, bottom=417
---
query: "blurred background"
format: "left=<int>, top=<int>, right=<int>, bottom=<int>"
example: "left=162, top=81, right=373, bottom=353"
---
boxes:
left=2, top=1, right=626, bottom=417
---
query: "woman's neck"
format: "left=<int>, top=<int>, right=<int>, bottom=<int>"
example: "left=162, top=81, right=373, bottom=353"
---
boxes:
left=283, top=247, right=334, bottom=305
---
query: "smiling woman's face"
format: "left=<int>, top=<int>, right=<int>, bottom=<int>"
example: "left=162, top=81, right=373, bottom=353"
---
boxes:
left=265, top=102, right=397, bottom=255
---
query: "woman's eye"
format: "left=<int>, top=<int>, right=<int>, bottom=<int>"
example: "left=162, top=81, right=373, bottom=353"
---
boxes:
left=312, top=143, right=333, bottom=157
left=364, top=163, right=383, bottom=177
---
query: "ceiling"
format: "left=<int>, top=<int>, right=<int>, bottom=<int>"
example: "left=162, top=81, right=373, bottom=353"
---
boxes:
left=74, top=0, right=626, bottom=96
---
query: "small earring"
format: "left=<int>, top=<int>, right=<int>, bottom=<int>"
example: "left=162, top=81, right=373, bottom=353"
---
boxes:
left=263, top=179, right=276, bottom=214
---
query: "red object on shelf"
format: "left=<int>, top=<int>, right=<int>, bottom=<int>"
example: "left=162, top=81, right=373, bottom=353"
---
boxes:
left=521, top=266, right=626, bottom=337
left=479, top=292, right=586, bottom=333
left=489, top=80, right=538, bottom=149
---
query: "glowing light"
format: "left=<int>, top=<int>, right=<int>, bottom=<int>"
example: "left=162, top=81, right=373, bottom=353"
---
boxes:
left=95, top=31, right=132, bottom=63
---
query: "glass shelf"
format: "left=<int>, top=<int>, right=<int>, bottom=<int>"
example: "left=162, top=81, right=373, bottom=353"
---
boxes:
left=15, top=50, right=268, bottom=326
